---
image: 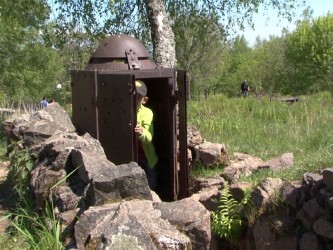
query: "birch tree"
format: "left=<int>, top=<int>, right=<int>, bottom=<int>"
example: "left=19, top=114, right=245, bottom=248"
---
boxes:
left=52, top=0, right=307, bottom=69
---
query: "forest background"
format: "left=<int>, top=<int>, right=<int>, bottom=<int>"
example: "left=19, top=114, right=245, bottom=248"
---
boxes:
left=0, top=0, right=332, bottom=106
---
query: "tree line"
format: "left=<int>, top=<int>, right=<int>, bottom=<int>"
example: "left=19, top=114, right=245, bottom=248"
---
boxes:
left=191, top=12, right=333, bottom=98
left=0, top=0, right=332, bottom=104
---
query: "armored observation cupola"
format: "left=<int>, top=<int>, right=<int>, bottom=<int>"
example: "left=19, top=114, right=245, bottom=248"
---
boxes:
left=85, top=34, right=156, bottom=71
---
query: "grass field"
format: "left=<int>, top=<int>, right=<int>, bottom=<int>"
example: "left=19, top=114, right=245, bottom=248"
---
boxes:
left=188, top=91, right=333, bottom=183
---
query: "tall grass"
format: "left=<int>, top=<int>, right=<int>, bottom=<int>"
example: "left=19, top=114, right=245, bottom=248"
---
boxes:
left=188, top=91, right=333, bottom=181
left=3, top=196, right=63, bottom=250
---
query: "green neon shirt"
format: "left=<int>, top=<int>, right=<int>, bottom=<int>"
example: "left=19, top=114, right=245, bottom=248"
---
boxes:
left=137, top=104, right=158, bottom=168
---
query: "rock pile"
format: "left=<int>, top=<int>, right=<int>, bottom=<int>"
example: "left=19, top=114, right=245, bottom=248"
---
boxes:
left=2, top=103, right=211, bottom=250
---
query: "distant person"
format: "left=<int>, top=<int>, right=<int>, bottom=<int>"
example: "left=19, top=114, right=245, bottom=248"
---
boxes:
left=48, top=98, right=54, bottom=104
left=40, top=97, right=48, bottom=109
left=134, top=80, right=158, bottom=191
left=241, top=80, right=250, bottom=97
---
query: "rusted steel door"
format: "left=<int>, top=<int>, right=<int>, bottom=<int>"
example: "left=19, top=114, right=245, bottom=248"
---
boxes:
left=177, top=70, right=189, bottom=198
left=71, top=70, right=98, bottom=138
left=97, top=73, right=137, bottom=165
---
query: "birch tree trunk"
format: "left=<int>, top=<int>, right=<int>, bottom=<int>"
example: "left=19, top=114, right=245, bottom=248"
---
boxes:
left=145, top=0, right=176, bottom=68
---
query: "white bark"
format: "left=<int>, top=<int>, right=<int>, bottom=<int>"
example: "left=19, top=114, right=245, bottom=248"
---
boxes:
left=145, top=0, right=176, bottom=68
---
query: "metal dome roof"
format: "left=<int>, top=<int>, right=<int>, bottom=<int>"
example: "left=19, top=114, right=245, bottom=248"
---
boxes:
left=85, top=34, right=156, bottom=71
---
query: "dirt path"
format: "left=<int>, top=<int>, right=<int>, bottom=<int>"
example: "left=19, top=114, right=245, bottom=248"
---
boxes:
left=0, top=161, right=11, bottom=233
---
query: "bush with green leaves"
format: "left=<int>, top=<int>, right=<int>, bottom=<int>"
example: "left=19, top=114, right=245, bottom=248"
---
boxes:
left=7, top=140, right=37, bottom=196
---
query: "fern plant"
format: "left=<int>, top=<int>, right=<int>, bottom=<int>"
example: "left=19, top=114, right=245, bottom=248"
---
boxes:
left=211, top=186, right=249, bottom=241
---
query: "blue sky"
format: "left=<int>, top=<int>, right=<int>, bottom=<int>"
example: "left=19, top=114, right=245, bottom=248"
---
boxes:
left=239, top=0, right=333, bottom=46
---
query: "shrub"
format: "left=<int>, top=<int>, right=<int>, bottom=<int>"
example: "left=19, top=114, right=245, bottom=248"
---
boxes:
left=7, top=140, right=37, bottom=198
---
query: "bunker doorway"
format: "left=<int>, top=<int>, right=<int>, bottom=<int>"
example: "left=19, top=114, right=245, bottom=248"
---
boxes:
left=71, top=69, right=189, bottom=201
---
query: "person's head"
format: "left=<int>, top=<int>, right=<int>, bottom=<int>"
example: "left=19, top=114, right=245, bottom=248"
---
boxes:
left=243, top=80, right=247, bottom=84
left=135, top=80, right=149, bottom=106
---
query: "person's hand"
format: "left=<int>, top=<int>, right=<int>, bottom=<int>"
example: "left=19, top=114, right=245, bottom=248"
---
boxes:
left=134, top=124, right=143, bottom=136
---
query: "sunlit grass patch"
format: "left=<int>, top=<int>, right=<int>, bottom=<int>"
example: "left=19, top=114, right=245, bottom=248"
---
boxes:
left=188, top=92, right=333, bottom=183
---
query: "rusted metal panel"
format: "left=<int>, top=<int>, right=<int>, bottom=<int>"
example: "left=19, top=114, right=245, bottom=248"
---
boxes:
left=177, top=70, right=189, bottom=199
left=71, top=70, right=98, bottom=138
left=97, top=73, right=137, bottom=164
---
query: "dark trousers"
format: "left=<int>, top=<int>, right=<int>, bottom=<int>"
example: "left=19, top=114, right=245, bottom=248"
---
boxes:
left=138, top=158, right=158, bottom=191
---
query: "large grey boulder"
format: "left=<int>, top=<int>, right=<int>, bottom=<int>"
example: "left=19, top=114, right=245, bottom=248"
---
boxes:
left=258, top=152, right=294, bottom=171
left=33, top=132, right=106, bottom=171
left=74, top=200, right=191, bottom=249
left=187, top=125, right=204, bottom=147
left=2, top=103, right=75, bottom=146
left=253, top=217, right=297, bottom=250
left=313, top=217, right=333, bottom=240
left=193, top=141, right=228, bottom=166
left=300, top=231, right=320, bottom=250
left=155, top=197, right=211, bottom=250
left=223, top=152, right=263, bottom=181
left=250, top=178, right=283, bottom=215
left=72, top=149, right=152, bottom=205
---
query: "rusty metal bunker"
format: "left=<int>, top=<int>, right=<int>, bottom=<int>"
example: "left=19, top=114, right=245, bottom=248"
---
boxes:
left=71, top=34, right=189, bottom=201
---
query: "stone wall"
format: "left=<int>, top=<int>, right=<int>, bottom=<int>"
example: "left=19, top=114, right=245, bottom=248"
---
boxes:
left=233, top=171, right=333, bottom=249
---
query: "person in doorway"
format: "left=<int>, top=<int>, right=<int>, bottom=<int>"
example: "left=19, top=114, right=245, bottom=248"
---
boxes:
left=240, top=80, right=250, bottom=97
left=134, top=80, right=159, bottom=191
left=40, top=97, right=48, bottom=109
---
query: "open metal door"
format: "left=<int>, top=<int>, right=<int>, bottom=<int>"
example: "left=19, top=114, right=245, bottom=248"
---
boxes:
left=97, top=73, right=137, bottom=165
left=71, top=70, right=98, bottom=138
left=177, top=70, right=189, bottom=198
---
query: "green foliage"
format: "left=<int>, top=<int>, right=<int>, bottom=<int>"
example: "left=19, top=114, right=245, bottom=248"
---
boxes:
left=171, top=7, right=226, bottom=96
left=211, top=186, right=250, bottom=241
left=51, top=0, right=306, bottom=98
left=0, top=0, right=315, bottom=103
left=251, top=36, right=291, bottom=95
left=285, top=14, right=333, bottom=94
left=7, top=141, right=37, bottom=196
left=52, top=0, right=305, bottom=42
left=212, top=36, right=254, bottom=97
left=0, top=0, right=65, bottom=103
